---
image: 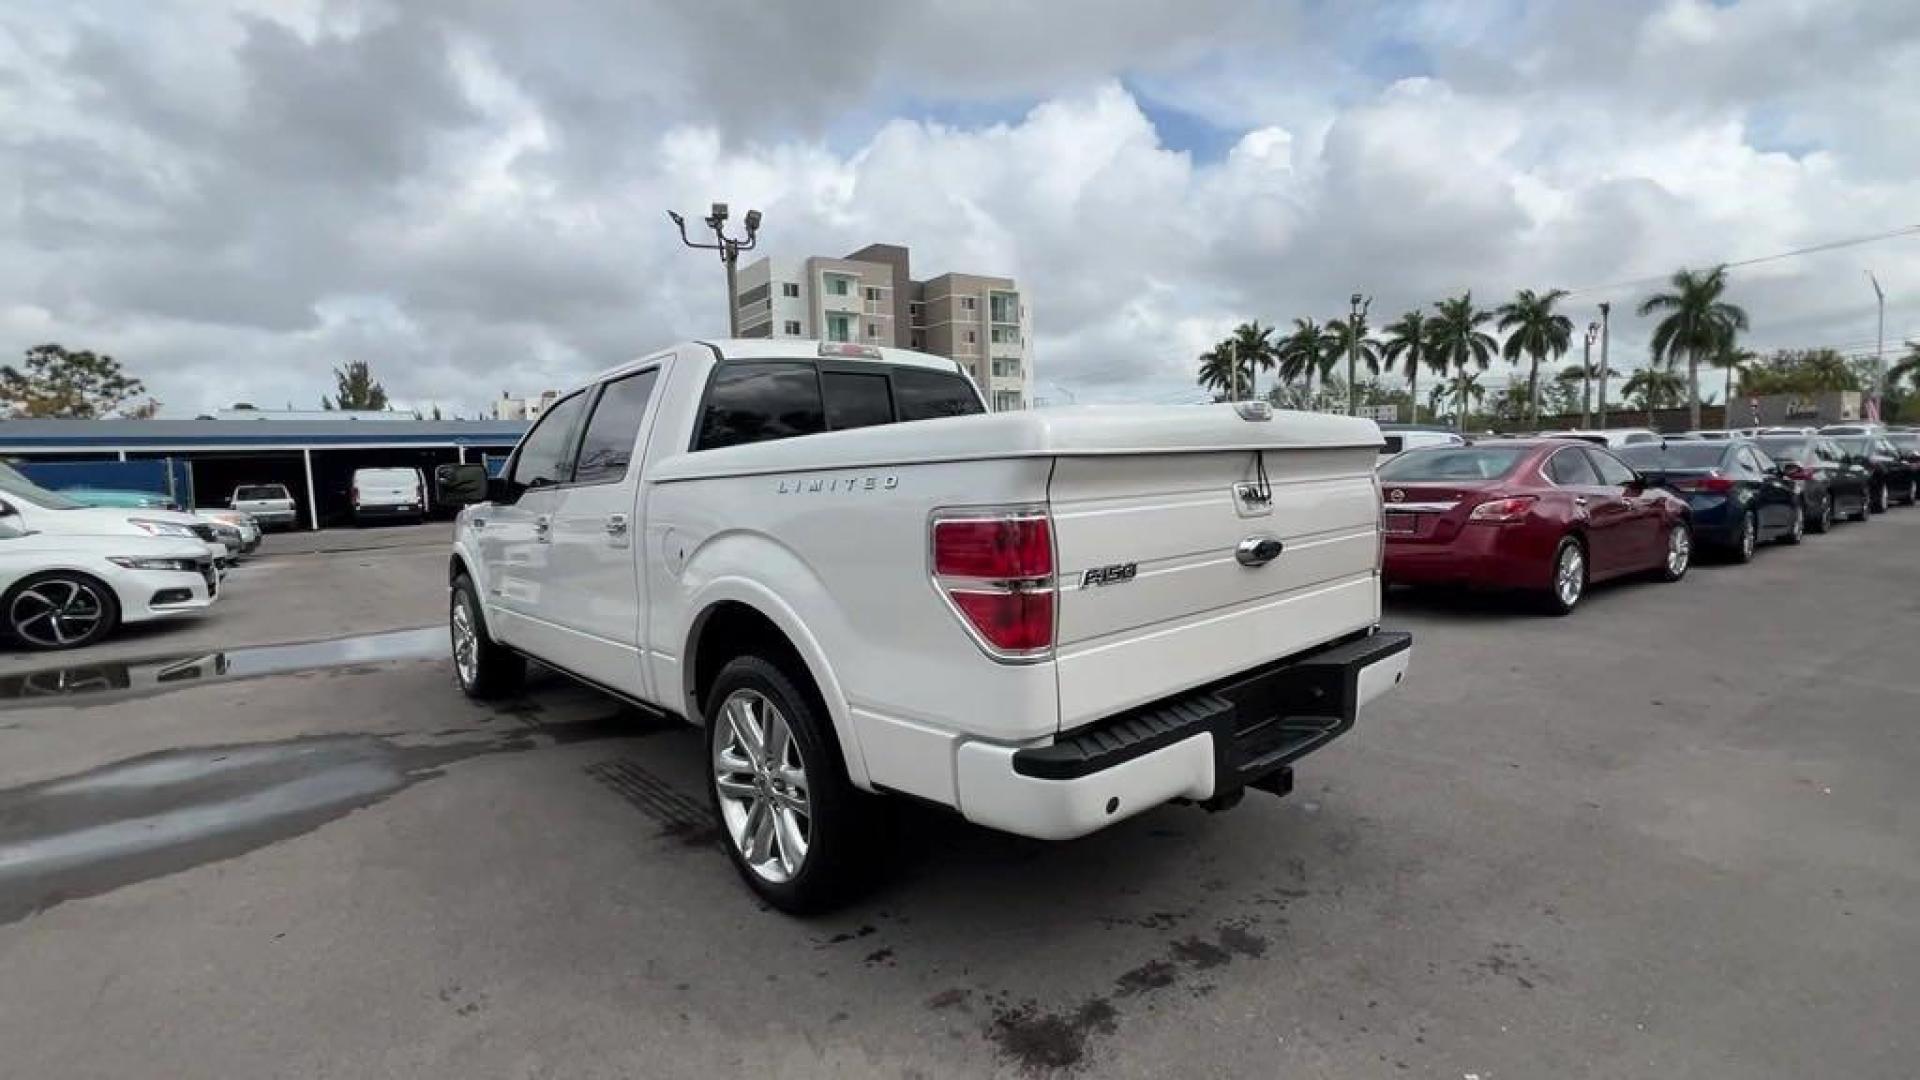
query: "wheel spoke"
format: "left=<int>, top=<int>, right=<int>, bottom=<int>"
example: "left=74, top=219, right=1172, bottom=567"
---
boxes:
left=715, top=775, right=758, bottom=802
left=725, top=697, right=764, bottom=769
left=745, top=799, right=776, bottom=863
left=773, top=806, right=807, bottom=877
left=764, top=712, right=792, bottom=770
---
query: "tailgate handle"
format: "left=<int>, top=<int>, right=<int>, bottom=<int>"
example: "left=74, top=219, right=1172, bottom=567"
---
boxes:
left=1236, top=535, right=1284, bottom=567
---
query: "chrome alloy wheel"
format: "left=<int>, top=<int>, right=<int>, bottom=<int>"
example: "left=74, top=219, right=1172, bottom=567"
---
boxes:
left=450, top=592, right=479, bottom=688
left=1555, top=543, right=1585, bottom=609
left=1788, top=503, right=1805, bottom=542
left=1667, top=524, right=1692, bottom=576
left=10, top=578, right=108, bottom=648
left=1739, top=513, right=1757, bottom=560
left=712, top=689, right=811, bottom=884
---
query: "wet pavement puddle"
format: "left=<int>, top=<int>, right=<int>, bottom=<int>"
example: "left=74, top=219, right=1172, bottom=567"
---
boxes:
left=0, top=627, right=447, bottom=707
left=0, top=730, right=531, bottom=924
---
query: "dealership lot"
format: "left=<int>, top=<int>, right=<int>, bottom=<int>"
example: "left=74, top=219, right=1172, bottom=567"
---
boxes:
left=1, top=516, right=1915, bottom=1078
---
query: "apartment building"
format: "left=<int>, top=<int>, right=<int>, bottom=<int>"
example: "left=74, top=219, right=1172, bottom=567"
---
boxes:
left=732, top=243, right=1032, bottom=411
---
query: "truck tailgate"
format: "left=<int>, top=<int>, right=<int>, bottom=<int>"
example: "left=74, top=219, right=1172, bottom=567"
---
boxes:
left=1048, top=446, right=1382, bottom=731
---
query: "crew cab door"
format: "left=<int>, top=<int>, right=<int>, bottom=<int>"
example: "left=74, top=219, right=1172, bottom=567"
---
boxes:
left=477, top=390, right=589, bottom=651
left=542, top=360, right=668, bottom=698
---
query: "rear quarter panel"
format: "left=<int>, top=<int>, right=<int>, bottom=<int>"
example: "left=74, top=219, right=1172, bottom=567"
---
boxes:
left=645, top=453, right=1061, bottom=793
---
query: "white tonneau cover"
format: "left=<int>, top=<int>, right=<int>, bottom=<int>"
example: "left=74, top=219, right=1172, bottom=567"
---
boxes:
left=651, top=404, right=1384, bottom=482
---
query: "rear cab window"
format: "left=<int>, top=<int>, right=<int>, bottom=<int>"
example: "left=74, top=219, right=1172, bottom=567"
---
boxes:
left=694, top=359, right=983, bottom=451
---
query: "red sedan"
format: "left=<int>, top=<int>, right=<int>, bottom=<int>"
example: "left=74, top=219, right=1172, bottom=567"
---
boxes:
left=1379, top=439, right=1693, bottom=615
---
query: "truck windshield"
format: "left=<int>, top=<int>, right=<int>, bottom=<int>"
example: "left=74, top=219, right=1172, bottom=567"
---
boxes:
left=0, top=462, right=88, bottom=510
left=235, top=486, right=290, bottom=500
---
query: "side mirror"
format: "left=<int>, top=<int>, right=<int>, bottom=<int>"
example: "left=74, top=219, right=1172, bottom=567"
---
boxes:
left=434, top=463, right=491, bottom=506
left=0, top=500, right=13, bottom=517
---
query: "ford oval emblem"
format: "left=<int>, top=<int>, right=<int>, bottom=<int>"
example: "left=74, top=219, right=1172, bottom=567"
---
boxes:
left=1389, top=488, right=1405, bottom=502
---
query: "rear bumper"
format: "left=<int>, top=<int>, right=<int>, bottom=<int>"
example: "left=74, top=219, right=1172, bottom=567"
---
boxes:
left=354, top=503, right=423, bottom=519
left=1384, top=526, right=1553, bottom=590
left=954, top=630, right=1411, bottom=840
left=246, top=508, right=298, bottom=524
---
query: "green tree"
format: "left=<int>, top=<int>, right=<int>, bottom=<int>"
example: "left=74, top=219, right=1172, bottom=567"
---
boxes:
left=1556, top=361, right=1619, bottom=427
left=1382, top=310, right=1442, bottom=424
left=1196, top=321, right=1277, bottom=401
left=1427, top=293, right=1498, bottom=434
left=1740, top=349, right=1860, bottom=395
left=1277, top=318, right=1341, bottom=410
left=1889, top=340, right=1920, bottom=393
left=1623, top=360, right=1687, bottom=424
left=332, top=360, right=389, bottom=411
left=1327, top=312, right=1382, bottom=413
left=1495, top=288, right=1572, bottom=426
left=1636, top=265, right=1749, bottom=429
left=0, top=343, right=149, bottom=418
left=1709, top=344, right=1757, bottom=411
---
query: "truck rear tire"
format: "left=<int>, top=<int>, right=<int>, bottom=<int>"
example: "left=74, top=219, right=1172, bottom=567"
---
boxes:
left=704, top=654, right=877, bottom=914
left=450, top=575, right=525, bottom=700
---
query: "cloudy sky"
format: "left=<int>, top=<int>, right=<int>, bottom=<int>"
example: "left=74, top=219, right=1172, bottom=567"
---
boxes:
left=2, top=0, right=1917, bottom=417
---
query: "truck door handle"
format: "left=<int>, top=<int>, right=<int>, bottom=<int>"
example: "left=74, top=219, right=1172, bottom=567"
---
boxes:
left=534, top=516, right=551, bottom=540
left=605, top=514, right=629, bottom=536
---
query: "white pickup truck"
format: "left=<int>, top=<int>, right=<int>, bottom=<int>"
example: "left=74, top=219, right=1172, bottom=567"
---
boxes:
left=435, top=340, right=1410, bottom=912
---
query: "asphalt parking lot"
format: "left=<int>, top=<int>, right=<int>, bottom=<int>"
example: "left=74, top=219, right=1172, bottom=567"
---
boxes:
left=1, top=514, right=1915, bottom=1078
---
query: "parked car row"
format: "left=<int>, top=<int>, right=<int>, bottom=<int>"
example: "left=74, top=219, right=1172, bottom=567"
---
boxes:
left=0, top=462, right=232, bottom=650
left=1377, top=422, right=1919, bottom=615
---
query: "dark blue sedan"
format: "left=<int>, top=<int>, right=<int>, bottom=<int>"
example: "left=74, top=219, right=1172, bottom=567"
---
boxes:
left=1617, top=440, right=1804, bottom=562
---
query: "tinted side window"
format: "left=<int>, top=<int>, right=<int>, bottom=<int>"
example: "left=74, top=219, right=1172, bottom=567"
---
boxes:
left=894, top=369, right=984, bottom=421
left=696, top=362, right=825, bottom=451
left=573, top=368, right=660, bottom=485
left=1585, top=448, right=1638, bottom=487
left=509, top=392, right=588, bottom=489
left=1546, top=448, right=1599, bottom=485
left=822, top=371, right=894, bottom=431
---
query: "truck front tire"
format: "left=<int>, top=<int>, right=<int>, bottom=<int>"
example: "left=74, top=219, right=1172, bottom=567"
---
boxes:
left=704, top=654, right=876, bottom=914
left=450, top=575, right=525, bottom=699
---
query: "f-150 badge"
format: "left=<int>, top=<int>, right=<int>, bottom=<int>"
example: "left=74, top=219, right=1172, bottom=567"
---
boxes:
left=1080, top=562, right=1138, bottom=588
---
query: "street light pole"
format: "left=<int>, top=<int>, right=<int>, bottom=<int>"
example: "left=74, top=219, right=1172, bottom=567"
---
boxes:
left=1348, top=292, right=1371, bottom=415
left=1583, top=322, right=1600, bottom=428
left=1597, top=301, right=1612, bottom=428
left=1870, top=272, right=1886, bottom=421
left=668, top=202, right=762, bottom=337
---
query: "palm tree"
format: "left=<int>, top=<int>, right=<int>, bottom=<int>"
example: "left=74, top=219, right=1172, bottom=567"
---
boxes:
left=1555, top=361, right=1619, bottom=428
left=1708, top=344, right=1756, bottom=423
left=1426, top=382, right=1450, bottom=422
left=1427, top=293, right=1498, bottom=434
left=1445, top=370, right=1486, bottom=423
left=1637, top=265, right=1750, bottom=429
left=1495, top=288, right=1573, bottom=426
left=1327, top=313, right=1382, bottom=414
left=1623, top=361, right=1686, bottom=425
left=1277, top=318, right=1340, bottom=410
left=1382, top=310, right=1442, bottom=423
left=1195, top=321, right=1277, bottom=400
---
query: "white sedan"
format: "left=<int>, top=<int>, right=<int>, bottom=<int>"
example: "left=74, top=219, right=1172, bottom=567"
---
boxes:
left=0, top=517, right=217, bottom=650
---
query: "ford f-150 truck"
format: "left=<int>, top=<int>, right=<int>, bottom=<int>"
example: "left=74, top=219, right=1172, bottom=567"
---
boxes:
left=434, top=340, right=1410, bottom=912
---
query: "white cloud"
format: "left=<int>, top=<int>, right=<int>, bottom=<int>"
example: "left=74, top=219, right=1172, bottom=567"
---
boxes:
left=1, top=0, right=1918, bottom=418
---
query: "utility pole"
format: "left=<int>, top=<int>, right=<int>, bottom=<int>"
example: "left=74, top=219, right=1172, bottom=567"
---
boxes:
left=1583, top=321, right=1600, bottom=428
left=1870, top=272, right=1886, bottom=422
left=668, top=202, right=761, bottom=336
left=1596, top=301, right=1612, bottom=428
left=1348, top=292, right=1371, bottom=415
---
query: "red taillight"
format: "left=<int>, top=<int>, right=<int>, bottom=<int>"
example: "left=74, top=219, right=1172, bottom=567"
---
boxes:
left=350, top=486, right=359, bottom=504
left=933, top=515, right=1052, bottom=579
left=1672, top=472, right=1735, bottom=493
left=932, top=510, right=1054, bottom=658
left=1786, top=464, right=1815, bottom=482
left=1467, top=495, right=1537, bottom=524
